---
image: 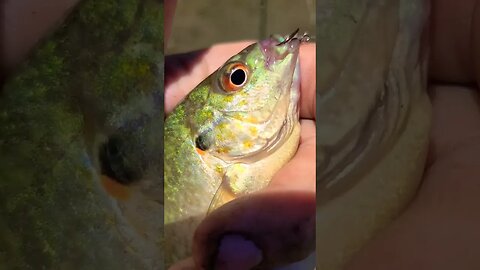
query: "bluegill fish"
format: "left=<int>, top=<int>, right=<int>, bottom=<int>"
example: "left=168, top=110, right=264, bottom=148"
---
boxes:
left=0, top=0, right=164, bottom=269
left=164, top=30, right=307, bottom=265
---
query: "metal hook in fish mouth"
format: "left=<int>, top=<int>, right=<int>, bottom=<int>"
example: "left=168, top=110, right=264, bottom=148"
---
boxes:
left=276, top=28, right=310, bottom=46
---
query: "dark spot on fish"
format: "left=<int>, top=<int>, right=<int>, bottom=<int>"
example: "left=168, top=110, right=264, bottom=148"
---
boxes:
left=195, top=132, right=213, bottom=151
left=99, top=134, right=143, bottom=185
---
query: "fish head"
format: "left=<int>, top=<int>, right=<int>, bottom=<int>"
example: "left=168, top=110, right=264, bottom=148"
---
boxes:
left=193, top=30, right=304, bottom=161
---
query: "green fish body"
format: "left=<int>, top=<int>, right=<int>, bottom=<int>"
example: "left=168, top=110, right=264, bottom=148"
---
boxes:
left=164, top=33, right=303, bottom=265
left=0, top=0, right=164, bottom=269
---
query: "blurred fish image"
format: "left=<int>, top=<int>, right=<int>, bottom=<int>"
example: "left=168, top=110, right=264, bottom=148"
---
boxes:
left=0, top=0, right=164, bottom=269
left=316, top=0, right=431, bottom=268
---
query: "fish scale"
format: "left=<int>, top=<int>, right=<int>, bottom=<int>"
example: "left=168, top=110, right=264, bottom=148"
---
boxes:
left=1, top=0, right=164, bottom=269
left=164, top=32, right=304, bottom=267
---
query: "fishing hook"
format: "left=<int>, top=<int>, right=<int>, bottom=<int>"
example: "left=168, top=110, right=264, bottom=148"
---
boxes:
left=276, top=28, right=299, bottom=46
left=276, top=28, right=310, bottom=45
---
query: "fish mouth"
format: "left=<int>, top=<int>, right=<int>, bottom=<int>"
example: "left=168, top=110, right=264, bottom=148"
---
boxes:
left=260, top=28, right=309, bottom=67
left=216, top=58, right=301, bottom=164
left=206, top=30, right=305, bottom=163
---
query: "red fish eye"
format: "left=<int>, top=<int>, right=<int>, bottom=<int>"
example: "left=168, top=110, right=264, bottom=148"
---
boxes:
left=221, top=63, right=249, bottom=92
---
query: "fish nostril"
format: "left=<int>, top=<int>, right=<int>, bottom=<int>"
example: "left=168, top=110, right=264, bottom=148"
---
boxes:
left=99, top=135, right=142, bottom=185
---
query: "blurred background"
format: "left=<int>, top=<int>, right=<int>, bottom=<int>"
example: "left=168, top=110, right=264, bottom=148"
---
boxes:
left=166, top=0, right=315, bottom=54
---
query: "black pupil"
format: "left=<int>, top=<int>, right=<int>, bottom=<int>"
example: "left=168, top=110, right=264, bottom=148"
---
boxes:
left=230, top=68, right=246, bottom=86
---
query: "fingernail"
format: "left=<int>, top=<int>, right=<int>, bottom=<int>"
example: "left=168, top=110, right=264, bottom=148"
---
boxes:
left=213, top=234, right=263, bottom=270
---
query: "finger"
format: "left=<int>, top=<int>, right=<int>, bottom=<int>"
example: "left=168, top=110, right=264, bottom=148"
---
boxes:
left=1, top=0, right=80, bottom=78
left=164, top=0, right=177, bottom=47
left=165, top=42, right=316, bottom=120
left=168, top=257, right=196, bottom=270
left=298, top=43, right=316, bottom=120
left=165, top=41, right=252, bottom=113
left=473, top=0, right=480, bottom=87
left=346, top=85, right=480, bottom=269
left=192, top=191, right=315, bottom=269
left=269, top=119, right=316, bottom=192
left=429, top=85, right=480, bottom=160
left=429, top=0, right=478, bottom=83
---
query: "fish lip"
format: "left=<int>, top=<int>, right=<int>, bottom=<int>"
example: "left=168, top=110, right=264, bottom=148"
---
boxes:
left=206, top=32, right=304, bottom=162
left=213, top=63, right=300, bottom=163
left=259, top=29, right=309, bottom=67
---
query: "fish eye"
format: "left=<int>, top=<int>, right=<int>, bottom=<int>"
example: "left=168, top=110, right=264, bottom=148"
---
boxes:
left=221, top=62, right=249, bottom=92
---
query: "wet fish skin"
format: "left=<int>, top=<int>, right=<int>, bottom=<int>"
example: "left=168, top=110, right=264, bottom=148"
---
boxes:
left=164, top=34, right=303, bottom=266
left=0, top=0, right=164, bottom=269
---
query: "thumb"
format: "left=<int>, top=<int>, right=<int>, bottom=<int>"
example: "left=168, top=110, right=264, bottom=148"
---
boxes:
left=192, top=191, right=316, bottom=269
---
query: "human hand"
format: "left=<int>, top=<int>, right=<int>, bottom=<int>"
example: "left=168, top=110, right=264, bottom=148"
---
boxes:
left=164, top=1, right=316, bottom=269
left=2, top=1, right=315, bottom=269
left=346, top=0, right=480, bottom=269
left=0, top=0, right=81, bottom=83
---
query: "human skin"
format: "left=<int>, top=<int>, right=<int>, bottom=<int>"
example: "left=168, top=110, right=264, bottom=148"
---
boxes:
left=162, top=0, right=480, bottom=268
left=345, top=0, right=480, bottom=269
left=2, top=1, right=315, bottom=269
left=164, top=1, right=315, bottom=269
left=2, top=0, right=480, bottom=269
left=165, top=40, right=316, bottom=269
left=1, top=0, right=165, bottom=268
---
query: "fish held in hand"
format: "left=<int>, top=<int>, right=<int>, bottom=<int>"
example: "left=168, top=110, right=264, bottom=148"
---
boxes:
left=164, top=29, right=307, bottom=266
